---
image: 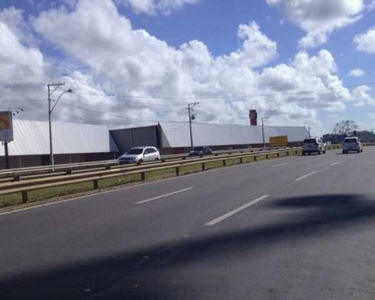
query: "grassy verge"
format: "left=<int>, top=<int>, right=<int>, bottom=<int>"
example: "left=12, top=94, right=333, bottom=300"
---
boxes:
left=0, top=150, right=301, bottom=209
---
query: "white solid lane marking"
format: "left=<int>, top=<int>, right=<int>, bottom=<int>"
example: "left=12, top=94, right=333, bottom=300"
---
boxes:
left=295, top=171, right=317, bottom=182
left=136, top=187, right=193, bottom=204
left=330, top=161, right=342, bottom=166
left=348, top=156, right=355, bottom=160
left=205, top=195, right=269, bottom=226
left=272, top=162, right=288, bottom=167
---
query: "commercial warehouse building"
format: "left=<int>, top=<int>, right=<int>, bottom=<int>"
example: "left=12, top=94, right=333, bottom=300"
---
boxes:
left=0, top=119, right=308, bottom=169
left=0, top=120, right=118, bottom=169
left=111, top=121, right=309, bottom=155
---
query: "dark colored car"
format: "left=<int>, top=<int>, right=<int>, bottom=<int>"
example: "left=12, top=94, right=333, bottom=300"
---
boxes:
left=189, top=146, right=213, bottom=157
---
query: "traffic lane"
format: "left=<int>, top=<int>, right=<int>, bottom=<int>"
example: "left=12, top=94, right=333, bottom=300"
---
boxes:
left=4, top=195, right=372, bottom=300
left=0, top=150, right=365, bottom=299
left=202, top=146, right=368, bottom=232
left=0, top=149, right=346, bottom=269
left=89, top=150, right=375, bottom=299
left=0, top=147, right=344, bottom=258
left=0, top=148, right=339, bottom=240
left=176, top=150, right=375, bottom=299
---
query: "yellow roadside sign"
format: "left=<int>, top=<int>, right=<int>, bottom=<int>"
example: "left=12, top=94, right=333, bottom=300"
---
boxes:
left=269, top=135, right=288, bottom=147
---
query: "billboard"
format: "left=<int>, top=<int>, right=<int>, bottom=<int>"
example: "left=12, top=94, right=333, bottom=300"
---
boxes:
left=249, top=109, right=257, bottom=126
left=0, top=111, right=13, bottom=142
left=269, top=135, right=288, bottom=147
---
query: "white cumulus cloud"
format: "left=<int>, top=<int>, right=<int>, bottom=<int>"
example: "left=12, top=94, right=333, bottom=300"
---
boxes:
left=266, top=0, right=369, bottom=48
left=352, top=85, right=375, bottom=106
left=0, top=0, right=359, bottom=132
left=354, top=28, right=375, bottom=53
left=349, top=68, right=365, bottom=77
left=115, top=0, right=200, bottom=15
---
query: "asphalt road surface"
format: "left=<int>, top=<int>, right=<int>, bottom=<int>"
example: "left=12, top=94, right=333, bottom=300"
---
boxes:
left=1, top=148, right=375, bottom=299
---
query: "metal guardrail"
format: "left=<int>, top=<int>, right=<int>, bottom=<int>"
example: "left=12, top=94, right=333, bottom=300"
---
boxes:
left=0, top=146, right=300, bottom=180
left=0, top=148, right=305, bottom=203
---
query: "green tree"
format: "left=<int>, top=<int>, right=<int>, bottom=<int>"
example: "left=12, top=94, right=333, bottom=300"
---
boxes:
left=333, top=120, right=359, bottom=136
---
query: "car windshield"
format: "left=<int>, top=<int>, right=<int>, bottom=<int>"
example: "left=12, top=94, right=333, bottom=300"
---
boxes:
left=304, top=139, right=317, bottom=143
left=193, top=147, right=204, bottom=151
left=126, top=148, right=143, bottom=155
left=344, top=139, right=357, bottom=143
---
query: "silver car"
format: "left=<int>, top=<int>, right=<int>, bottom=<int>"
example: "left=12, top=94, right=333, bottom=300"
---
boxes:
left=117, top=147, right=161, bottom=164
left=302, top=138, right=326, bottom=155
left=342, top=137, right=363, bottom=154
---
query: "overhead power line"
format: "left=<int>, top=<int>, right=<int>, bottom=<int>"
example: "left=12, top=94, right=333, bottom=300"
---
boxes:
left=1, top=80, right=374, bottom=104
left=0, top=99, right=46, bottom=103
left=57, top=101, right=183, bottom=124
left=72, top=81, right=375, bottom=101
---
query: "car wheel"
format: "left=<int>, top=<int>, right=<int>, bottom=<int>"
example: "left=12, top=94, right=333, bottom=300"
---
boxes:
left=137, top=159, right=143, bottom=165
left=318, top=150, right=322, bottom=155
left=302, top=152, right=306, bottom=156
left=308, top=152, right=311, bottom=155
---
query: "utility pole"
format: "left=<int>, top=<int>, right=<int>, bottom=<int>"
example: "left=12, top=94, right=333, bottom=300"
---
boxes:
left=261, top=116, right=270, bottom=148
left=48, top=82, right=73, bottom=166
left=4, top=141, right=9, bottom=169
left=187, top=102, right=199, bottom=150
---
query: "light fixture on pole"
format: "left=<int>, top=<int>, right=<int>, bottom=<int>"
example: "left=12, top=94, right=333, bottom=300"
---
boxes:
left=47, top=82, right=72, bottom=166
left=187, top=102, right=199, bottom=150
left=261, top=116, right=271, bottom=148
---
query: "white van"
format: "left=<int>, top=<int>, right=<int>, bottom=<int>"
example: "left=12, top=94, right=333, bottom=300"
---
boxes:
left=342, top=137, right=363, bottom=154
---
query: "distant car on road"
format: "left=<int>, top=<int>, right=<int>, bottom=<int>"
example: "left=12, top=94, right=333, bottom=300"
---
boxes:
left=117, top=146, right=161, bottom=164
left=189, top=146, right=213, bottom=157
left=302, top=138, right=326, bottom=155
left=342, top=137, right=363, bottom=154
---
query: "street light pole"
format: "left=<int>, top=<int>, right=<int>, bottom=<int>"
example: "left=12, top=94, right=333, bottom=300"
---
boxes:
left=47, top=82, right=72, bottom=165
left=261, top=116, right=270, bottom=148
left=187, top=102, right=199, bottom=150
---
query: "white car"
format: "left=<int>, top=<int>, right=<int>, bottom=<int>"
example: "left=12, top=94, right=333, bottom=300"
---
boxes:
left=117, top=147, right=161, bottom=164
left=342, top=137, right=363, bottom=154
left=302, top=138, right=326, bottom=155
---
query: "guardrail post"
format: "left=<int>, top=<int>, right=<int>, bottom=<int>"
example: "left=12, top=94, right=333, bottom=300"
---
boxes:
left=105, top=166, right=111, bottom=170
left=266, top=154, right=269, bottom=159
left=202, top=162, right=206, bottom=171
left=277, top=152, right=280, bottom=158
left=254, top=155, right=257, bottom=161
left=14, top=174, right=21, bottom=181
left=175, top=167, right=179, bottom=176
left=286, top=151, right=289, bottom=156
left=66, top=170, right=73, bottom=175
left=22, top=191, right=28, bottom=203
left=223, top=160, right=226, bottom=167
left=93, top=179, right=99, bottom=190
left=141, top=172, right=146, bottom=181
left=240, top=157, right=243, bottom=164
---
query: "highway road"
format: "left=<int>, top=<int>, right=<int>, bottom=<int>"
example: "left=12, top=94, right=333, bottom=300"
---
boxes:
left=1, top=148, right=375, bottom=299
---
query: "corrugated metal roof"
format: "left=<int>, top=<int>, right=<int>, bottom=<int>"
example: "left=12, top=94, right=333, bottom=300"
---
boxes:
left=0, top=120, right=119, bottom=156
left=159, top=122, right=309, bottom=148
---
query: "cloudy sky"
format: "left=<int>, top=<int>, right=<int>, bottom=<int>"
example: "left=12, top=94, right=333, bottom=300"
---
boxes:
left=0, top=0, right=375, bottom=135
